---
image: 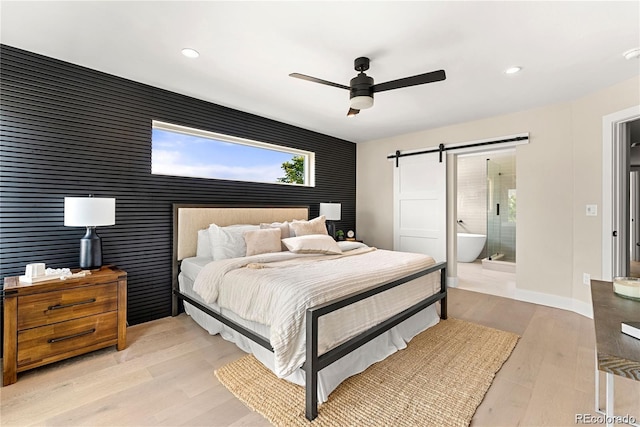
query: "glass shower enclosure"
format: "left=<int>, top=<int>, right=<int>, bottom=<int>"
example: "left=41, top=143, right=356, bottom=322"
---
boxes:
left=486, top=156, right=516, bottom=262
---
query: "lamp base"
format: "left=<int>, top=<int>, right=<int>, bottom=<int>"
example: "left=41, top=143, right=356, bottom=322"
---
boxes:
left=79, top=227, right=102, bottom=269
left=326, top=221, right=336, bottom=240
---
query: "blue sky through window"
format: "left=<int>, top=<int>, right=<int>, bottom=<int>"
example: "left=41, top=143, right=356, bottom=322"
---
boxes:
left=151, top=128, right=298, bottom=183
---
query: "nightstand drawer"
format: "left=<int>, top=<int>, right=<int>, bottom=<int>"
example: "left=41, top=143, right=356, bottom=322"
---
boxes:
left=17, top=312, right=118, bottom=368
left=17, top=282, right=117, bottom=330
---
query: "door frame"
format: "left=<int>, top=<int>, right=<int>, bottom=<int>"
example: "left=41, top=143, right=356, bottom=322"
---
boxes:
left=602, top=105, right=640, bottom=280
left=448, top=134, right=528, bottom=286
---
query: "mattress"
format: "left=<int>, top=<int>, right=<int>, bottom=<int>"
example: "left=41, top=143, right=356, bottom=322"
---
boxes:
left=178, top=252, right=440, bottom=403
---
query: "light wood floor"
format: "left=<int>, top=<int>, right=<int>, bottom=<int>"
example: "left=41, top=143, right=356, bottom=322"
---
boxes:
left=1, top=289, right=638, bottom=426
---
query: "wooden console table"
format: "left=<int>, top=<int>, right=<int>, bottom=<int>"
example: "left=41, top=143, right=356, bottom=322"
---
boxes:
left=590, top=280, right=640, bottom=427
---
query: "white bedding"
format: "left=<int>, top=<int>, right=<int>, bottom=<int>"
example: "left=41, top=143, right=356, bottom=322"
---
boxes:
left=178, top=250, right=441, bottom=403
left=192, top=246, right=441, bottom=377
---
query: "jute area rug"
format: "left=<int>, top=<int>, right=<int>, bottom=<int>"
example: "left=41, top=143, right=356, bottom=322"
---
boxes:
left=215, top=318, right=518, bottom=427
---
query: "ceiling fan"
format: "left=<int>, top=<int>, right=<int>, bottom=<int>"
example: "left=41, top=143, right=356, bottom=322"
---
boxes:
left=290, top=57, right=446, bottom=116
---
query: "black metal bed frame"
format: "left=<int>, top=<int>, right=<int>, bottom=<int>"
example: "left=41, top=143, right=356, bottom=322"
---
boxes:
left=174, top=260, right=447, bottom=421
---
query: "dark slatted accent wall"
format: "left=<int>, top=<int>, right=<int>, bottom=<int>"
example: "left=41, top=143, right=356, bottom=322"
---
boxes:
left=0, top=44, right=356, bottom=334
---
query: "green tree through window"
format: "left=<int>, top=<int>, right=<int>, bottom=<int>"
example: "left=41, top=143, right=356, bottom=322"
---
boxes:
left=278, top=156, right=305, bottom=184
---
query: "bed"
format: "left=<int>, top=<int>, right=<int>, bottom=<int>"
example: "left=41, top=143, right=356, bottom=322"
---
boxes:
left=171, top=204, right=447, bottom=420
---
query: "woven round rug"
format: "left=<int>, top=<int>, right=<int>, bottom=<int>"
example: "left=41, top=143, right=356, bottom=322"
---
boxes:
left=215, top=318, right=518, bottom=426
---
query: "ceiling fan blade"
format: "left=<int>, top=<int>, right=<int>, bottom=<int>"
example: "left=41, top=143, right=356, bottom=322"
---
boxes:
left=289, top=73, right=350, bottom=90
left=371, top=70, right=446, bottom=93
left=347, top=108, right=360, bottom=117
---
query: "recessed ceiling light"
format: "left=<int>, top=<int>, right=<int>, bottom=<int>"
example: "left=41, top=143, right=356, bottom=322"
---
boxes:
left=623, top=48, right=640, bottom=60
left=504, top=66, right=522, bottom=75
left=181, top=48, right=200, bottom=58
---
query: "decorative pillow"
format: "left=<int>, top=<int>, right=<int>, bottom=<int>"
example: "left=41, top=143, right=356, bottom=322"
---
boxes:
left=208, top=224, right=260, bottom=260
left=282, top=234, right=342, bottom=255
left=286, top=217, right=308, bottom=235
left=260, top=221, right=292, bottom=251
left=196, top=229, right=212, bottom=258
left=244, top=228, right=282, bottom=256
left=290, top=215, right=328, bottom=237
left=260, top=221, right=292, bottom=239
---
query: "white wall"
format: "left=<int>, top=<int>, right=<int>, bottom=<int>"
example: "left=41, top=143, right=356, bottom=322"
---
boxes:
left=357, top=76, right=640, bottom=312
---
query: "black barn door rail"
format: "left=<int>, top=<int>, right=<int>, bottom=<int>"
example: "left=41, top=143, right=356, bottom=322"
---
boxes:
left=388, top=135, right=529, bottom=166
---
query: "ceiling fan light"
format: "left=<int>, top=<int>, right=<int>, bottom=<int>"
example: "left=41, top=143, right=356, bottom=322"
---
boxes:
left=350, top=96, right=373, bottom=110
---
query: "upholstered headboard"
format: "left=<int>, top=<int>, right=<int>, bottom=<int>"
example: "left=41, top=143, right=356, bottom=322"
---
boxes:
left=173, top=205, right=309, bottom=261
left=171, top=204, right=309, bottom=314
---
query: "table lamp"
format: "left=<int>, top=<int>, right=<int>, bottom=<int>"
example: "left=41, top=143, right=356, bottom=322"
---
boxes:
left=64, top=196, right=116, bottom=269
left=319, top=202, right=341, bottom=239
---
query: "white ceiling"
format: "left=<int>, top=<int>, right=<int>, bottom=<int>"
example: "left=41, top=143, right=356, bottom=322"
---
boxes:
left=1, top=1, right=639, bottom=143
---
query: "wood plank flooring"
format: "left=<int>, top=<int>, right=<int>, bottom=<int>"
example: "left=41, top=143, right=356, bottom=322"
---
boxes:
left=1, top=288, right=638, bottom=426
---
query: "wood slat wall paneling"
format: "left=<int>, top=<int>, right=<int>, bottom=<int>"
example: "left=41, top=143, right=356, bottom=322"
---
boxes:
left=0, top=45, right=356, bottom=350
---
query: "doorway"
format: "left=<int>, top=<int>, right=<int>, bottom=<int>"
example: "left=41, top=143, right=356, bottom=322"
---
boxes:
left=455, top=147, right=518, bottom=298
left=602, top=106, right=640, bottom=280
left=629, top=120, right=640, bottom=277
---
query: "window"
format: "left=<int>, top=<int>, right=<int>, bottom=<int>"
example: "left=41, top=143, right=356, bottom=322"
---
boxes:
left=151, top=121, right=315, bottom=186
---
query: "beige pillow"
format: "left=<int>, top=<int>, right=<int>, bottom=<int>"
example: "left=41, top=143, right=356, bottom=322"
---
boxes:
left=282, top=235, right=342, bottom=255
left=260, top=221, right=292, bottom=239
left=290, top=215, right=328, bottom=237
left=244, top=228, right=282, bottom=256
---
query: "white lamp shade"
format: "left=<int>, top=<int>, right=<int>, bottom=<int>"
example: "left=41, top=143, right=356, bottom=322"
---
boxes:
left=350, top=96, right=373, bottom=110
left=319, top=202, right=341, bottom=221
left=64, top=197, right=116, bottom=227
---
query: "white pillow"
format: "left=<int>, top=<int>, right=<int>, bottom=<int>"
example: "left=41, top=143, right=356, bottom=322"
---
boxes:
left=196, top=229, right=212, bottom=258
left=244, top=228, right=282, bottom=256
left=282, top=235, right=342, bottom=255
left=208, top=224, right=260, bottom=260
left=337, top=241, right=367, bottom=252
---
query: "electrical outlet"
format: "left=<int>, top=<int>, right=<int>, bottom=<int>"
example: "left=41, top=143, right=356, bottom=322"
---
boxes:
left=583, top=273, right=591, bottom=286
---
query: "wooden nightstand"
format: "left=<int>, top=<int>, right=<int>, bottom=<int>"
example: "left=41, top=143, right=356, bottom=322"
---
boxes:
left=2, top=265, right=127, bottom=386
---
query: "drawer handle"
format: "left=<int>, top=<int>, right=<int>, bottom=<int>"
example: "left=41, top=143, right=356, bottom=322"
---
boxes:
left=48, top=298, right=96, bottom=311
left=48, top=328, right=96, bottom=344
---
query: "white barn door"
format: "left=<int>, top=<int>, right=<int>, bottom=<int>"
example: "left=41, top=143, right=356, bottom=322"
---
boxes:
left=393, top=152, right=447, bottom=262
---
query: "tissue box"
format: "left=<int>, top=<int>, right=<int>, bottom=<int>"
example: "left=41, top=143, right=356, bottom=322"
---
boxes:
left=25, top=263, right=45, bottom=278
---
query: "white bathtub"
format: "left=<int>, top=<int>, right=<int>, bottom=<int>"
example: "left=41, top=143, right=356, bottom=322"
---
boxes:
left=457, top=233, right=487, bottom=262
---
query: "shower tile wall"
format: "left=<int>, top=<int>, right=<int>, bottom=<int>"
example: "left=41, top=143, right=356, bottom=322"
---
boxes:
left=457, top=156, right=488, bottom=258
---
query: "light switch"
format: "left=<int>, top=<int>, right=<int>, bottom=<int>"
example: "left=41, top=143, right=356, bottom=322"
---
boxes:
left=586, top=204, right=598, bottom=216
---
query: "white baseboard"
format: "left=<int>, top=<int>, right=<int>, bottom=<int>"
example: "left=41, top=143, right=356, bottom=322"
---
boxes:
left=571, top=299, right=593, bottom=319
left=514, top=288, right=593, bottom=319
left=447, top=276, right=459, bottom=288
